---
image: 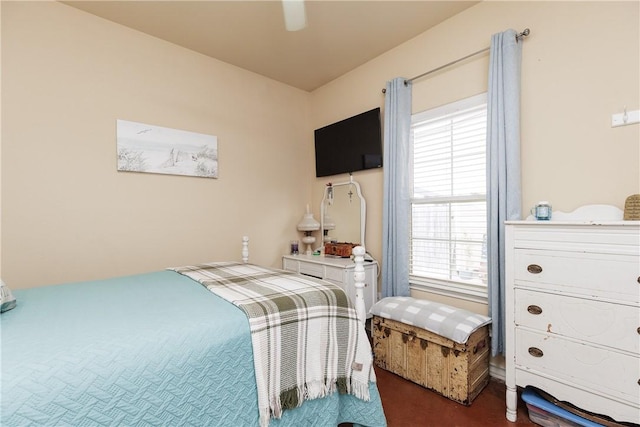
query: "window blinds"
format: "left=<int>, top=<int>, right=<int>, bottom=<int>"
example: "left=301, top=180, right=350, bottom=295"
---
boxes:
left=410, top=98, right=487, bottom=285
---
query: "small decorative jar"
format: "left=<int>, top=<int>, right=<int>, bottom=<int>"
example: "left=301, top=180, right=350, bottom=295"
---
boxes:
left=531, top=201, right=552, bottom=220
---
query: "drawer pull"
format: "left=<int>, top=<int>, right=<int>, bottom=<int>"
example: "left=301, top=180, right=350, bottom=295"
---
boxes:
left=527, top=264, right=543, bottom=274
left=528, top=347, right=544, bottom=358
left=637, top=276, right=640, bottom=284
left=637, top=327, right=640, bottom=335
left=527, top=305, right=543, bottom=315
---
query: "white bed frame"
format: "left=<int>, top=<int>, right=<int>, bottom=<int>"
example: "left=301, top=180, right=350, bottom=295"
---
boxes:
left=241, top=236, right=367, bottom=325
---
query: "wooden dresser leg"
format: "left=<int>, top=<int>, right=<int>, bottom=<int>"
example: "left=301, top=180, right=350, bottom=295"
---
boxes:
left=506, top=384, right=518, bottom=422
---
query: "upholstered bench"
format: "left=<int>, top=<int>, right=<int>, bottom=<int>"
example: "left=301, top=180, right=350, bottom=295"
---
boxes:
left=370, top=296, right=491, bottom=405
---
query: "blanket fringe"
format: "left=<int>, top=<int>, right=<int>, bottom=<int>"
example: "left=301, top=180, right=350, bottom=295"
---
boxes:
left=259, top=408, right=271, bottom=427
left=305, top=380, right=332, bottom=400
left=266, top=378, right=366, bottom=425
left=350, top=379, right=371, bottom=401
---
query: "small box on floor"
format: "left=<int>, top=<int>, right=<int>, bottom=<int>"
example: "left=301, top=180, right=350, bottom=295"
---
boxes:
left=370, top=297, right=491, bottom=405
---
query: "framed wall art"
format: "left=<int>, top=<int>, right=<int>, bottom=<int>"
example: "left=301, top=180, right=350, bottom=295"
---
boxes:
left=117, top=119, right=218, bottom=179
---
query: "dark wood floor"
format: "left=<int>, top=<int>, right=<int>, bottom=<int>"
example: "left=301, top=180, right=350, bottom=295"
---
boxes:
left=372, top=366, right=536, bottom=427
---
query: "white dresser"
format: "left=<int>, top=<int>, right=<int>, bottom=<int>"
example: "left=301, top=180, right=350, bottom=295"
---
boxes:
left=504, top=221, right=640, bottom=424
left=282, top=254, right=378, bottom=318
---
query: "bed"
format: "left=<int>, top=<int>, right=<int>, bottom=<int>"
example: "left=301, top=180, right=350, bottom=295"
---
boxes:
left=0, top=241, right=387, bottom=427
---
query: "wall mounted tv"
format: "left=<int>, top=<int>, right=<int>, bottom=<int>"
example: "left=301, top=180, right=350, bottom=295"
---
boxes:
left=314, top=107, right=383, bottom=178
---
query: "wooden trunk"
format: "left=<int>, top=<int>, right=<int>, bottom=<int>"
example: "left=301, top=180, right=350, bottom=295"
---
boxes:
left=372, top=315, right=490, bottom=405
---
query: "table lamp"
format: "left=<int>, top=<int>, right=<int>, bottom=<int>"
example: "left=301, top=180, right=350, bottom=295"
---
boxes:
left=297, top=204, right=320, bottom=255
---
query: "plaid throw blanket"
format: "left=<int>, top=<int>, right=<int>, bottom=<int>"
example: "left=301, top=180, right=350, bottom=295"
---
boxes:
left=170, top=262, right=373, bottom=427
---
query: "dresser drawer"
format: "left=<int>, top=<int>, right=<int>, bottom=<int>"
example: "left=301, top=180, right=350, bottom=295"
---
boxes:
left=514, top=250, right=640, bottom=302
left=511, top=225, right=640, bottom=254
left=298, top=262, right=324, bottom=279
left=515, top=328, right=640, bottom=405
left=515, top=289, right=639, bottom=354
left=324, top=266, right=345, bottom=283
left=282, top=258, right=299, bottom=272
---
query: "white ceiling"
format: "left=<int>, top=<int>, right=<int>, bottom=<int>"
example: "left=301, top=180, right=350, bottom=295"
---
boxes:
left=63, top=1, right=479, bottom=92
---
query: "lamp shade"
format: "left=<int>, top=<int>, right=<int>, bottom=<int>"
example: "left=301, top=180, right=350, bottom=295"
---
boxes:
left=297, top=205, right=320, bottom=231
left=323, top=212, right=336, bottom=231
left=297, top=213, right=320, bottom=231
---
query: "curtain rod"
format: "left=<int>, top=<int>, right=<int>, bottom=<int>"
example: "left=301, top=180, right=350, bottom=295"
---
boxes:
left=382, top=28, right=530, bottom=94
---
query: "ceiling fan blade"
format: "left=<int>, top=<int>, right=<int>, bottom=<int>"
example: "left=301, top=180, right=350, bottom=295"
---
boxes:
left=282, top=0, right=307, bottom=31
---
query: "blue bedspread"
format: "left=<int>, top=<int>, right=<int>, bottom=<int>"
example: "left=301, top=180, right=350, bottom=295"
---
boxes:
left=1, top=271, right=386, bottom=426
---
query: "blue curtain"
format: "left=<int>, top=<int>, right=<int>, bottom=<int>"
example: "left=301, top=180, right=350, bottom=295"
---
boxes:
left=486, top=29, right=523, bottom=356
left=381, top=77, right=412, bottom=298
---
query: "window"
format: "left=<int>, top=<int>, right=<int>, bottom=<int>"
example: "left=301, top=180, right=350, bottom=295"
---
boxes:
left=410, top=94, right=488, bottom=300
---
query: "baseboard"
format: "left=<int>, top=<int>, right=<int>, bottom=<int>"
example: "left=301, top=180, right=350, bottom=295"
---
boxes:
left=489, top=359, right=506, bottom=382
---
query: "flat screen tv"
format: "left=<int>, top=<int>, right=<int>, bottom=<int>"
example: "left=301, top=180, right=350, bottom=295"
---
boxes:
left=314, top=107, right=383, bottom=178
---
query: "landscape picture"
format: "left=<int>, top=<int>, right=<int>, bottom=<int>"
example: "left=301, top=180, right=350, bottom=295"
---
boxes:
left=117, top=119, right=218, bottom=178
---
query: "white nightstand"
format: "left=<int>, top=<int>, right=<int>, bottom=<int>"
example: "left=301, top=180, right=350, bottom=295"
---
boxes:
left=282, top=254, right=378, bottom=318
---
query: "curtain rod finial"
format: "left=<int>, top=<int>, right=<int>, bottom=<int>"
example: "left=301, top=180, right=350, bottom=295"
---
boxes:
left=517, top=28, right=530, bottom=40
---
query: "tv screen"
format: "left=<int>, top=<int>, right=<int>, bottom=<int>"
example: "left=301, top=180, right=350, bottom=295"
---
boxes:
left=314, top=107, right=383, bottom=178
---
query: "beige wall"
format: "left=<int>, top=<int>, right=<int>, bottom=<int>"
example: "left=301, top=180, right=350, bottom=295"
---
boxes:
left=311, top=1, right=640, bottom=312
left=1, top=1, right=313, bottom=288
left=2, top=1, right=639, bottom=294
